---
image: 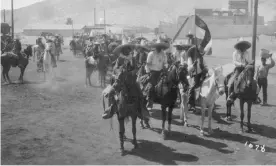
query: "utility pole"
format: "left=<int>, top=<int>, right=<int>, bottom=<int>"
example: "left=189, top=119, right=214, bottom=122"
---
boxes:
left=252, top=0, right=258, bottom=72
left=104, top=9, right=106, bottom=34
left=3, top=9, right=6, bottom=22
left=94, top=8, right=96, bottom=26
left=11, top=0, right=14, bottom=39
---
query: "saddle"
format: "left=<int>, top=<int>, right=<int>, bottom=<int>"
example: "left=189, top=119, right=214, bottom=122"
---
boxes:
left=187, top=72, right=210, bottom=100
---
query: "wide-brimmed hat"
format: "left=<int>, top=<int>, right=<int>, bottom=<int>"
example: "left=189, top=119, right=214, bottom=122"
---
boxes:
left=259, top=49, right=273, bottom=59
left=113, top=38, right=135, bottom=54
left=135, top=39, right=150, bottom=51
left=46, top=39, right=53, bottom=43
left=108, top=42, right=119, bottom=51
left=149, top=38, right=169, bottom=50
left=186, top=31, right=194, bottom=38
left=234, top=37, right=251, bottom=50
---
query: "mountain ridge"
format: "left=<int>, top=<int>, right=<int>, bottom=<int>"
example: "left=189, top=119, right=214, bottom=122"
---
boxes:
left=1, top=0, right=275, bottom=31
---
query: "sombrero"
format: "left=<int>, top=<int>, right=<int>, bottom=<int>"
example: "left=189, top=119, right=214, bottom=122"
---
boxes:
left=259, top=49, right=273, bottom=59
left=113, top=36, right=135, bottom=54
left=186, top=31, right=194, bottom=38
left=149, top=38, right=169, bottom=50
left=136, top=39, right=150, bottom=51
left=108, top=42, right=119, bottom=51
left=234, top=37, right=251, bottom=50
left=46, top=39, right=53, bottom=43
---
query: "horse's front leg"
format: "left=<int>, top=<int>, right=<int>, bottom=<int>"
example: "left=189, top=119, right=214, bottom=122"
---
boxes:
left=167, top=106, right=174, bottom=136
left=18, top=67, right=26, bottom=83
left=247, top=101, right=253, bottom=133
left=5, top=66, right=12, bottom=84
left=239, top=99, right=245, bottom=133
left=200, top=101, right=206, bottom=136
left=161, top=106, right=167, bottom=139
left=2, top=66, right=7, bottom=83
left=180, top=93, right=188, bottom=126
left=118, top=117, right=125, bottom=155
left=208, top=103, right=214, bottom=134
left=131, top=115, right=138, bottom=149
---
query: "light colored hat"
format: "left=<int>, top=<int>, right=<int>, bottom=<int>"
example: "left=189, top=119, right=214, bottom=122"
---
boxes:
left=259, top=49, right=272, bottom=59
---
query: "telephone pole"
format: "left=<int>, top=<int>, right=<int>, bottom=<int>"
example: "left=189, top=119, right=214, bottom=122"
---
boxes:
left=252, top=0, right=258, bottom=72
left=11, top=0, right=14, bottom=39
left=3, top=9, right=6, bottom=22
left=104, top=9, right=106, bottom=34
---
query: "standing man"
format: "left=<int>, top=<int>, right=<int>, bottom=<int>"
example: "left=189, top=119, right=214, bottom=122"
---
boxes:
left=255, top=50, right=275, bottom=106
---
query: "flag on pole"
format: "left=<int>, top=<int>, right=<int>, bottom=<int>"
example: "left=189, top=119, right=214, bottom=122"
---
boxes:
left=172, top=15, right=212, bottom=55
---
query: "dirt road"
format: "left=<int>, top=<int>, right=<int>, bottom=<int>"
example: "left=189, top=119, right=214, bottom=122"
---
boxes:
left=2, top=38, right=276, bottom=164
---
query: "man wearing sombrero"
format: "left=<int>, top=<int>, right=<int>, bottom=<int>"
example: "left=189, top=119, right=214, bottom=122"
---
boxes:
left=186, top=33, right=208, bottom=112
left=135, top=40, right=149, bottom=67
left=145, top=40, right=169, bottom=109
left=227, top=38, right=251, bottom=103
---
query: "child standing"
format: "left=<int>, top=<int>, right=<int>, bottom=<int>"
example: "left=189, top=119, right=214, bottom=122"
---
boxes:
left=255, top=50, right=275, bottom=106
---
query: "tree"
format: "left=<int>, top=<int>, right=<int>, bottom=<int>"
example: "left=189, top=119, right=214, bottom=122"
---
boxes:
left=66, top=18, right=73, bottom=25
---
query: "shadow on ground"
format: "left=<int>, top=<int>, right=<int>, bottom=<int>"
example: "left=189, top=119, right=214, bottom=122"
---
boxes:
left=149, top=128, right=234, bottom=154
left=127, top=139, right=199, bottom=165
left=150, top=109, right=183, bottom=126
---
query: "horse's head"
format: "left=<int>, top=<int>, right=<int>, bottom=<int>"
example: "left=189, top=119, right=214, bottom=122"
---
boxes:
left=167, top=62, right=188, bottom=86
left=241, top=62, right=255, bottom=86
left=212, top=66, right=225, bottom=96
left=24, top=45, right=33, bottom=57
left=112, top=65, right=129, bottom=92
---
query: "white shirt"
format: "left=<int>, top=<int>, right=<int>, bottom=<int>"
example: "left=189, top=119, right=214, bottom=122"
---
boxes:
left=146, top=51, right=168, bottom=71
left=233, top=50, right=250, bottom=67
left=180, top=51, right=188, bottom=65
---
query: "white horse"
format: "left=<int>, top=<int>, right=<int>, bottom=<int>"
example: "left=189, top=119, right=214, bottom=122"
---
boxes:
left=43, top=42, right=56, bottom=81
left=179, top=66, right=225, bottom=136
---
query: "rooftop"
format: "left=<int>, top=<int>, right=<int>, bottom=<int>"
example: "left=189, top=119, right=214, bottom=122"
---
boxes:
left=24, top=24, right=85, bottom=30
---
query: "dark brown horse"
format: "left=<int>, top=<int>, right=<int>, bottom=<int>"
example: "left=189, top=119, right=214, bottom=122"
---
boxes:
left=1, top=45, right=33, bottom=84
left=111, top=64, right=150, bottom=155
left=137, top=63, right=188, bottom=139
left=224, top=63, right=257, bottom=133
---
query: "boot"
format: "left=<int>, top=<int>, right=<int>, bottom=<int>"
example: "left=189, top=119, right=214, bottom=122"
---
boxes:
left=146, top=99, right=153, bottom=109
left=102, top=104, right=115, bottom=119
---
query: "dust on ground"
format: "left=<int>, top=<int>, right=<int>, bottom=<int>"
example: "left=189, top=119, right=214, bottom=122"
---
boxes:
left=1, top=36, right=276, bottom=164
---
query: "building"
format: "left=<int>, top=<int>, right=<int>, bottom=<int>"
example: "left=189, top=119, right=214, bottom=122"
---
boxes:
left=23, top=24, right=84, bottom=37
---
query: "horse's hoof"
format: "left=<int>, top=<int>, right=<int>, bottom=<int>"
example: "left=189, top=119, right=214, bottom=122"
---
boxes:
left=184, top=122, right=188, bottom=127
left=200, top=130, right=204, bottom=136
left=120, top=148, right=125, bottom=156
left=247, top=128, right=253, bottom=133
left=162, top=131, right=166, bottom=140
left=239, top=129, right=244, bottom=134
left=207, top=129, right=213, bottom=135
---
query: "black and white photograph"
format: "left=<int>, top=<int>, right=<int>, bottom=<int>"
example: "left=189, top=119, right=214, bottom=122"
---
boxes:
left=1, top=0, right=276, bottom=164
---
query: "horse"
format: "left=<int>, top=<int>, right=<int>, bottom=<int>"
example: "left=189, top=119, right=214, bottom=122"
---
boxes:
left=224, top=63, right=257, bottom=133
left=179, top=66, right=225, bottom=135
left=109, top=64, right=150, bottom=155
left=1, top=45, right=33, bottom=84
left=137, top=63, right=188, bottom=139
left=43, top=42, right=57, bottom=81
left=69, top=39, right=85, bottom=57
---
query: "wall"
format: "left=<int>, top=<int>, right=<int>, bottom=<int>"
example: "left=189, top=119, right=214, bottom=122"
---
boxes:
left=23, top=29, right=83, bottom=37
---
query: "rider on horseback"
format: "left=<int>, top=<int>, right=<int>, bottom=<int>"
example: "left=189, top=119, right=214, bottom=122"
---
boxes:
left=187, top=33, right=209, bottom=112
left=13, top=38, right=22, bottom=55
left=135, top=40, right=149, bottom=68
left=227, top=38, right=251, bottom=104
left=145, top=41, right=169, bottom=109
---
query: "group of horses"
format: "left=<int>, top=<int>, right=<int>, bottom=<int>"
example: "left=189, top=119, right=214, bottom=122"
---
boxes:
left=1, top=36, right=61, bottom=84
left=102, top=46, right=257, bottom=155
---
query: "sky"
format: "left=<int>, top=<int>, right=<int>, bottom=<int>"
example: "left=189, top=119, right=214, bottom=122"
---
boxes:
left=1, top=0, right=43, bottom=9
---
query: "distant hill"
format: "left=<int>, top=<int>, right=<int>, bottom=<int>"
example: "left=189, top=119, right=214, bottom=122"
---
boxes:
left=1, top=0, right=275, bottom=31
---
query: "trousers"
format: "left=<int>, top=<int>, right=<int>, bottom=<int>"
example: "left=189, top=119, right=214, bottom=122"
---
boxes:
left=257, top=77, right=268, bottom=103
